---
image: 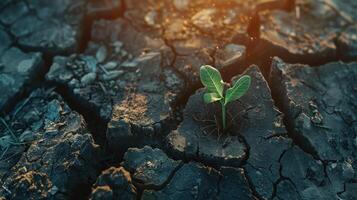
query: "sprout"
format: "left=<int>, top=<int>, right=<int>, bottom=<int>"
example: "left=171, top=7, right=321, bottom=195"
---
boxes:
left=200, top=65, right=251, bottom=130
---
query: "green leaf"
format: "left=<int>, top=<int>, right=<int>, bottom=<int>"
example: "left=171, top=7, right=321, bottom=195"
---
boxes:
left=203, top=93, right=222, bottom=103
left=224, top=75, right=251, bottom=105
left=200, top=65, right=224, bottom=98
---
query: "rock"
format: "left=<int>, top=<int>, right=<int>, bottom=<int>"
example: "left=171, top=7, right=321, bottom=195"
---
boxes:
left=102, top=70, right=123, bottom=81
left=0, top=46, right=43, bottom=112
left=145, top=10, right=158, bottom=27
left=173, top=0, right=189, bottom=11
left=91, top=167, right=137, bottom=200
left=215, top=44, right=246, bottom=68
left=191, top=8, right=217, bottom=31
left=46, top=58, right=73, bottom=83
left=142, top=162, right=220, bottom=199
left=103, top=61, right=118, bottom=70
left=0, top=89, right=100, bottom=199
left=122, top=146, right=182, bottom=188
left=81, top=72, right=97, bottom=85
left=96, top=46, right=107, bottom=63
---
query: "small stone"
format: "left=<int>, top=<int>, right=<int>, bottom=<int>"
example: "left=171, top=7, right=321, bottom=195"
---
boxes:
left=113, top=41, right=123, bottom=53
left=145, top=10, right=158, bottom=26
left=223, top=10, right=237, bottom=25
left=102, top=70, right=123, bottom=81
left=81, top=72, right=97, bottom=86
left=96, top=46, right=107, bottom=63
left=215, top=44, right=246, bottom=68
left=103, top=61, right=118, bottom=70
left=81, top=56, right=97, bottom=73
left=59, top=70, right=73, bottom=82
left=120, top=60, right=138, bottom=68
left=45, top=99, right=62, bottom=122
left=191, top=9, right=216, bottom=31
left=173, top=0, right=189, bottom=11
left=17, top=58, right=35, bottom=74
left=68, top=78, right=79, bottom=88
left=49, top=186, right=58, bottom=195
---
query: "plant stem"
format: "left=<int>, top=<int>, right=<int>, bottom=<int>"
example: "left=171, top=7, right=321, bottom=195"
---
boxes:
left=220, top=101, right=226, bottom=130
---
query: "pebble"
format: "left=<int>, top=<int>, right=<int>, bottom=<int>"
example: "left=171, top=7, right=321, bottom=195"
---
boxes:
left=45, top=99, right=62, bottom=122
left=191, top=8, right=216, bottom=31
left=81, top=72, right=97, bottom=86
left=68, top=78, right=79, bottom=88
left=102, top=70, right=123, bottom=81
left=59, top=70, right=73, bottom=82
left=121, top=60, right=138, bottom=68
left=113, top=41, right=123, bottom=53
left=17, top=58, right=35, bottom=74
left=216, top=44, right=245, bottom=67
left=103, top=61, right=118, bottom=70
left=96, top=46, right=107, bottom=63
left=223, top=10, right=237, bottom=25
left=173, top=0, right=189, bottom=11
left=49, top=186, right=59, bottom=195
left=73, top=88, right=81, bottom=94
left=81, top=56, right=97, bottom=73
left=145, top=10, right=158, bottom=26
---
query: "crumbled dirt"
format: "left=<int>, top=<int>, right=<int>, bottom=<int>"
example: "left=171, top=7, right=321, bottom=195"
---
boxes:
left=0, top=88, right=100, bottom=199
left=91, top=167, right=137, bottom=200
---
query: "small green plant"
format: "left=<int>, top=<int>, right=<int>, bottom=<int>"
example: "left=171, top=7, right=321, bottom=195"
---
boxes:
left=200, top=65, right=251, bottom=131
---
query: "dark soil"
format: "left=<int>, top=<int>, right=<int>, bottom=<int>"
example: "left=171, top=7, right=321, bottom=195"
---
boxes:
left=0, top=0, right=356, bottom=199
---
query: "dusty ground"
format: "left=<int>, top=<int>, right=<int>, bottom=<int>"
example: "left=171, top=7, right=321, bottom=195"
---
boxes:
left=0, top=0, right=356, bottom=199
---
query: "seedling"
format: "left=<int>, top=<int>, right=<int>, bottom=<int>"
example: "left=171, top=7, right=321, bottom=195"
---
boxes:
left=200, top=65, right=251, bottom=131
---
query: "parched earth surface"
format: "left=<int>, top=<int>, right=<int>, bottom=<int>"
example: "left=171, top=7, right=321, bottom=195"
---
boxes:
left=0, top=0, right=356, bottom=199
